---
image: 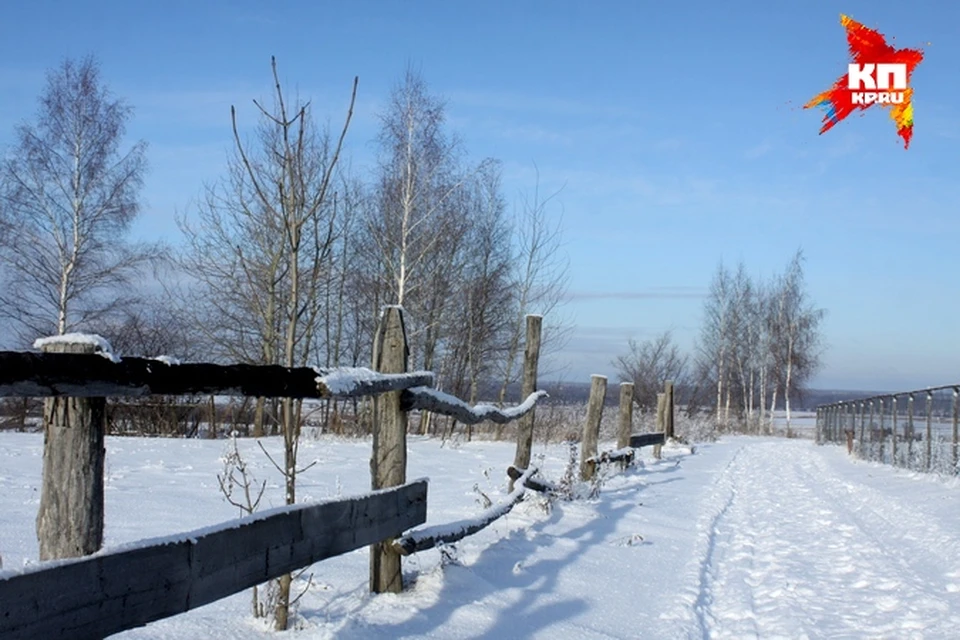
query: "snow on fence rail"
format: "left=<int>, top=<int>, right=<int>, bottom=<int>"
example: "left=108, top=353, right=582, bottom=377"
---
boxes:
left=0, top=307, right=672, bottom=636
left=0, top=481, right=427, bottom=640
left=0, top=307, right=552, bottom=634
left=817, top=384, right=960, bottom=474
left=393, top=467, right=539, bottom=556
left=0, top=350, right=435, bottom=399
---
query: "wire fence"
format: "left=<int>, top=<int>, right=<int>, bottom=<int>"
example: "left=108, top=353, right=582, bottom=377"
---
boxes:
left=817, top=385, right=960, bottom=475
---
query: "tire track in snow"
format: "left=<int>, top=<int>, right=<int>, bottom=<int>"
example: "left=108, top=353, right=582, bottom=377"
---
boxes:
left=659, top=443, right=750, bottom=639
left=806, top=452, right=960, bottom=598
left=669, top=439, right=960, bottom=639
left=691, top=446, right=751, bottom=640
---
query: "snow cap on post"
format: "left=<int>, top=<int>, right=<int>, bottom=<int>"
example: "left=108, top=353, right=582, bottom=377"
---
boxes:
left=33, top=333, right=120, bottom=363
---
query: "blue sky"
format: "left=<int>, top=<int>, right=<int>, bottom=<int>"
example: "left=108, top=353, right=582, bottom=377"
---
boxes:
left=0, top=0, right=956, bottom=392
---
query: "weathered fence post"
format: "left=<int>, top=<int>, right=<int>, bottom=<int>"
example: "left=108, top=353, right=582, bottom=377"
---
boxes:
left=370, top=306, right=408, bottom=594
left=36, top=337, right=107, bottom=561
left=580, top=375, right=607, bottom=481
left=664, top=379, right=675, bottom=441
left=654, top=392, right=666, bottom=459
left=617, top=382, right=634, bottom=469
left=512, top=315, right=542, bottom=484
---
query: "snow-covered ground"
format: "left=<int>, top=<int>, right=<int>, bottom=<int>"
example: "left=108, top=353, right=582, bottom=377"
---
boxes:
left=2, top=432, right=959, bottom=638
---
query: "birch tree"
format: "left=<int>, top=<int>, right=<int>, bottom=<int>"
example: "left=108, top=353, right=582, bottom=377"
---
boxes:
left=698, top=263, right=735, bottom=427
left=367, top=68, right=463, bottom=316
left=767, top=250, right=825, bottom=431
left=0, top=56, right=150, bottom=341
left=366, top=68, right=482, bottom=435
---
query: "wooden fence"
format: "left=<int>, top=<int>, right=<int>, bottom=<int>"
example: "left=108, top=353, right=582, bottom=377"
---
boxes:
left=817, top=384, right=960, bottom=474
left=0, top=482, right=427, bottom=639
left=0, top=307, right=671, bottom=638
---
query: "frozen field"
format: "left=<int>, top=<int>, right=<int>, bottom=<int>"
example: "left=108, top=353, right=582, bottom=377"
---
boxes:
left=2, top=433, right=959, bottom=638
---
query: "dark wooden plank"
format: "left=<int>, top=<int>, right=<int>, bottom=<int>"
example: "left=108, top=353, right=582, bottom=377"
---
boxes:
left=587, top=448, right=635, bottom=465
left=0, top=352, right=433, bottom=399
left=506, top=466, right=555, bottom=493
left=0, top=480, right=427, bottom=639
left=630, top=432, right=666, bottom=448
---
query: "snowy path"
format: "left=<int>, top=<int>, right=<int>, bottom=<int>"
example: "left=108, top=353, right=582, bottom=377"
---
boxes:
left=3, top=434, right=960, bottom=638
left=664, top=440, right=960, bottom=639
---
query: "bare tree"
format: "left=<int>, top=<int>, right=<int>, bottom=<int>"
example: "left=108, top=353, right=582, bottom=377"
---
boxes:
left=443, top=161, right=514, bottom=438
left=177, top=58, right=356, bottom=631
left=0, top=56, right=151, bottom=341
left=496, top=167, right=571, bottom=414
left=614, top=330, right=688, bottom=412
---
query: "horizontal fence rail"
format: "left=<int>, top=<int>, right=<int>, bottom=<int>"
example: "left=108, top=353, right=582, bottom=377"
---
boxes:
left=393, top=467, right=537, bottom=556
left=1, top=312, right=557, bottom=636
left=629, top=433, right=666, bottom=449
left=0, top=351, right=434, bottom=399
left=401, top=387, right=548, bottom=424
left=817, top=385, right=960, bottom=475
left=0, top=481, right=428, bottom=640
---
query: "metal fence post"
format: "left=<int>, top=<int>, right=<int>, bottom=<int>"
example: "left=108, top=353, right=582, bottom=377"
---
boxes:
left=892, top=396, right=898, bottom=467
left=954, top=387, right=959, bottom=475
left=907, top=394, right=915, bottom=468
left=857, top=401, right=867, bottom=460
left=926, top=391, right=933, bottom=471
left=877, top=398, right=885, bottom=463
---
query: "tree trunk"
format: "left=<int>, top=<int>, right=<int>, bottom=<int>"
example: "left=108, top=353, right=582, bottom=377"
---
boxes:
left=758, top=364, right=767, bottom=434
left=724, top=384, right=731, bottom=428
left=36, top=339, right=106, bottom=561
left=769, top=387, right=778, bottom=436
left=785, top=335, right=794, bottom=433
left=715, top=347, right=725, bottom=428
left=207, top=395, right=218, bottom=439
left=253, top=396, right=265, bottom=438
